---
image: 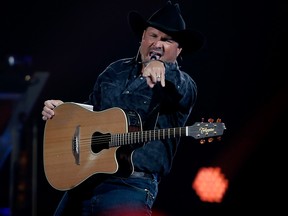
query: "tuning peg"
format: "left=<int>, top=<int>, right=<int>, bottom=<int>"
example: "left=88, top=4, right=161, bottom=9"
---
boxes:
left=208, top=138, right=214, bottom=143
left=200, top=137, right=222, bottom=144
left=216, top=136, right=222, bottom=141
left=216, top=118, right=222, bottom=123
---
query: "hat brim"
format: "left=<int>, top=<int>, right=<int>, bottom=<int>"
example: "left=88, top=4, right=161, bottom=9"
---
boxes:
left=128, top=11, right=205, bottom=54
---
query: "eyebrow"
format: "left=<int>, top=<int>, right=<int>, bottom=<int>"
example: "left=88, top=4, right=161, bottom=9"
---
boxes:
left=148, top=31, right=173, bottom=40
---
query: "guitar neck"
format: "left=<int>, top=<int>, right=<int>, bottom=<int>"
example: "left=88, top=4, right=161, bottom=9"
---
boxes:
left=108, top=120, right=225, bottom=147
left=109, top=127, right=187, bottom=147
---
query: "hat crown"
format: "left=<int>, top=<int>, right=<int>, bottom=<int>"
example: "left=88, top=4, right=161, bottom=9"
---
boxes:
left=147, top=1, right=186, bottom=32
left=128, top=1, right=205, bottom=53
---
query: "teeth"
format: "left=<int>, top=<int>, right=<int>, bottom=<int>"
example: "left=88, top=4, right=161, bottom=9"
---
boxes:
left=150, top=52, right=161, bottom=59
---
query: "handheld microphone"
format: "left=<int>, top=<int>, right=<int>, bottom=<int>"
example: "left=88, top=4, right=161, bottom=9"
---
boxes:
left=150, top=54, right=161, bottom=60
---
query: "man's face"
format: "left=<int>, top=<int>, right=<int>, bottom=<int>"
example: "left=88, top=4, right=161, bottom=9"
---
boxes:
left=140, top=27, right=182, bottom=64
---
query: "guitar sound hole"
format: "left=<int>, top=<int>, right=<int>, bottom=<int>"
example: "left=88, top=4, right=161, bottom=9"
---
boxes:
left=91, top=132, right=110, bottom=153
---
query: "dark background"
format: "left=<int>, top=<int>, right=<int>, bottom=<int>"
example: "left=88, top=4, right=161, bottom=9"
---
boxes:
left=0, top=0, right=287, bottom=215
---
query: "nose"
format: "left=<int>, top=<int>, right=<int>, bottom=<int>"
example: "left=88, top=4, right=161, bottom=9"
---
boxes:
left=153, top=40, right=164, bottom=48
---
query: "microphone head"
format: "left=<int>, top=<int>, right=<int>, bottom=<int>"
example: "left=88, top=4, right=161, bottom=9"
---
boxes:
left=150, top=53, right=161, bottom=60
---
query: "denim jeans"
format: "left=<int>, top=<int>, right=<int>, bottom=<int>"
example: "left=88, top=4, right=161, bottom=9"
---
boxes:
left=54, top=173, right=159, bottom=216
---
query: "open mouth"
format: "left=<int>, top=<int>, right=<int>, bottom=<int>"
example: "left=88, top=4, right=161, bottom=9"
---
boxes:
left=149, top=51, right=163, bottom=60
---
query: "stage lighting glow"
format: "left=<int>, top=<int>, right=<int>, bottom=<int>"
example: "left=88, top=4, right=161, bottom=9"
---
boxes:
left=192, top=166, right=228, bottom=203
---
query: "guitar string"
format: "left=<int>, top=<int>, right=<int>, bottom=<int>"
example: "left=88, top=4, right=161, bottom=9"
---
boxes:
left=47, top=124, right=222, bottom=151
left=49, top=128, right=189, bottom=150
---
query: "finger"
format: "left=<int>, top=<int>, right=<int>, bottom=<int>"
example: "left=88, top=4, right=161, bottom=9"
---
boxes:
left=160, top=75, right=165, bottom=87
left=43, top=106, right=55, bottom=115
left=52, top=100, right=63, bottom=107
left=45, top=99, right=61, bottom=109
left=44, top=100, right=54, bottom=109
left=145, top=77, right=156, bottom=88
left=156, top=74, right=165, bottom=87
left=42, top=105, right=55, bottom=120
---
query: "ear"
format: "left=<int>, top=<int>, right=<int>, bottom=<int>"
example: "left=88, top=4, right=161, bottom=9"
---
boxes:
left=177, top=47, right=182, bottom=57
left=141, top=30, right=146, bottom=40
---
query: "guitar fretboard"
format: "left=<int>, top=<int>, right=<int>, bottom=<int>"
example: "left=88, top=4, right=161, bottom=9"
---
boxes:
left=110, top=127, right=188, bottom=147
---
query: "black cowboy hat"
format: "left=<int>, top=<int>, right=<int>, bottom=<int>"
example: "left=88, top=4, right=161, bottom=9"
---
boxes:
left=128, top=1, right=205, bottom=54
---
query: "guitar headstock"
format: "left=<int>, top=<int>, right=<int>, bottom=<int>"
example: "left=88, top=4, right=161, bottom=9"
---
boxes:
left=188, top=118, right=226, bottom=143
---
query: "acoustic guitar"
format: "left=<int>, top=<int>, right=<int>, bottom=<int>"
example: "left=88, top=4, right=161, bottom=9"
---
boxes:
left=43, top=102, right=226, bottom=191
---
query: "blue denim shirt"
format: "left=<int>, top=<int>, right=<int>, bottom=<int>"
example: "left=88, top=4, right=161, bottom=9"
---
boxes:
left=86, top=57, right=197, bottom=176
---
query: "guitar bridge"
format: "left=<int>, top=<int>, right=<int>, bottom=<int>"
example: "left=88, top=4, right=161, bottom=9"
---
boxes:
left=72, top=125, right=80, bottom=165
